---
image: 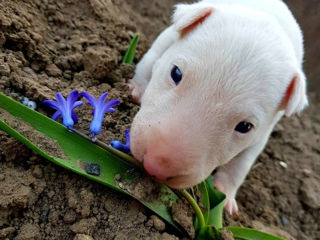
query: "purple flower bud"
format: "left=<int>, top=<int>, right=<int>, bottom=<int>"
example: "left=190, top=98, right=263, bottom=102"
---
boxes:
left=81, top=92, right=120, bottom=137
left=110, top=129, right=131, bottom=155
left=43, top=90, right=83, bottom=128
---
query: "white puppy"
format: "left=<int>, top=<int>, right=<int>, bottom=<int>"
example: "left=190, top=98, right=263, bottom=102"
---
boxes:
left=129, top=0, right=308, bottom=215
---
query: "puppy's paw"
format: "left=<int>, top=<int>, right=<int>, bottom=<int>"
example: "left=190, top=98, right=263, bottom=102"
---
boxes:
left=212, top=173, right=239, bottom=216
left=128, top=80, right=144, bottom=105
left=224, top=196, right=239, bottom=216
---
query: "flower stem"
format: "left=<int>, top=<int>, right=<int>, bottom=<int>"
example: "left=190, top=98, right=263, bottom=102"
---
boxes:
left=179, top=189, right=206, bottom=229
left=69, top=127, right=143, bottom=168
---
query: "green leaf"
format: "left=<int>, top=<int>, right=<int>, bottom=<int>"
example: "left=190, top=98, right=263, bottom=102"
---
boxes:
left=195, top=181, right=210, bottom=231
left=0, top=93, right=183, bottom=233
left=198, top=176, right=225, bottom=229
left=196, top=226, right=221, bottom=240
left=122, top=33, right=139, bottom=64
left=227, top=227, right=285, bottom=240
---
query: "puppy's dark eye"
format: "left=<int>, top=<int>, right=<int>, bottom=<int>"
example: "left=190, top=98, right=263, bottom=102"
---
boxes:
left=235, top=121, right=253, bottom=134
left=171, top=65, right=182, bottom=85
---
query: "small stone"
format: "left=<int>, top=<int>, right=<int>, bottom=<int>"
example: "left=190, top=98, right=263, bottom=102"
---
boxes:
left=26, top=101, right=37, bottom=110
left=300, top=176, right=320, bottom=209
left=32, top=165, right=43, bottom=179
left=48, top=190, right=55, bottom=198
left=104, top=198, right=114, bottom=212
left=114, top=174, right=121, bottom=181
left=39, top=210, right=49, bottom=223
left=151, top=215, right=165, bottom=232
left=85, top=163, right=100, bottom=176
left=63, top=210, right=77, bottom=224
left=279, top=161, right=288, bottom=169
left=73, top=234, right=94, bottom=240
left=302, top=168, right=312, bottom=176
left=280, top=215, right=288, bottom=226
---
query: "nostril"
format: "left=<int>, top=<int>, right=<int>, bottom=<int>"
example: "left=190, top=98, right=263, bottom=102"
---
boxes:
left=165, top=176, right=175, bottom=181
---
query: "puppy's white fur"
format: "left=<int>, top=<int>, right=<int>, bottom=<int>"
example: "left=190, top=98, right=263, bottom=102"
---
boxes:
left=129, top=0, right=308, bottom=214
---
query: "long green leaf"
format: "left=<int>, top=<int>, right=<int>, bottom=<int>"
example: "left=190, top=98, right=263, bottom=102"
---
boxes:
left=195, top=181, right=210, bottom=231
left=122, top=33, right=139, bottom=64
left=0, top=93, right=182, bottom=233
left=196, top=225, right=222, bottom=240
left=205, top=177, right=226, bottom=229
left=227, top=227, right=285, bottom=240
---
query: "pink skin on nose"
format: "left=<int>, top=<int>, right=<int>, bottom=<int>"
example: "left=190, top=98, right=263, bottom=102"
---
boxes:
left=143, top=158, right=169, bottom=181
left=132, top=124, right=191, bottom=181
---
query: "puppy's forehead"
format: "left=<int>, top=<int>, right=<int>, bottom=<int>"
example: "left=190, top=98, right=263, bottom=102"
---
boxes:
left=172, top=29, right=290, bottom=108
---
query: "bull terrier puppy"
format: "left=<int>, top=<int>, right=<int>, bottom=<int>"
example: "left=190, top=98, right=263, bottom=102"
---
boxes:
left=129, top=0, right=308, bottom=215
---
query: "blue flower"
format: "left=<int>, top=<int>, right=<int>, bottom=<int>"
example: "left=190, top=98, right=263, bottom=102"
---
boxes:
left=110, top=129, right=131, bottom=155
left=81, top=92, right=120, bottom=138
left=43, top=90, right=83, bottom=128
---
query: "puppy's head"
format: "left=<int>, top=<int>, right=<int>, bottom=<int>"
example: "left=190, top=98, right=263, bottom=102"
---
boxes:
left=130, top=3, right=308, bottom=188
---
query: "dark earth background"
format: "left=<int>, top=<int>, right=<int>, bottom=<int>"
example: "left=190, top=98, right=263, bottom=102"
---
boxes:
left=0, top=0, right=319, bottom=239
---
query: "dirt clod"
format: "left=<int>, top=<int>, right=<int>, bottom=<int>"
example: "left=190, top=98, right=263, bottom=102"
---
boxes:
left=15, top=223, right=41, bottom=240
left=73, top=234, right=94, bottom=240
left=220, top=229, right=234, bottom=240
left=151, top=215, right=166, bottom=232
left=70, top=218, right=97, bottom=235
left=0, top=227, right=15, bottom=238
left=299, top=176, right=320, bottom=209
left=32, top=165, right=43, bottom=179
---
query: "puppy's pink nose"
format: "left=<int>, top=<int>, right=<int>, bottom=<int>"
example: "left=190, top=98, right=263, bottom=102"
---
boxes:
left=143, top=158, right=170, bottom=181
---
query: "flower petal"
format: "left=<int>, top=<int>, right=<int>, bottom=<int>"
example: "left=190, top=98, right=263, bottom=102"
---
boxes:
left=66, top=90, right=79, bottom=114
left=125, top=129, right=130, bottom=145
left=103, top=100, right=120, bottom=113
left=67, top=90, right=79, bottom=105
left=71, top=111, right=78, bottom=123
left=72, top=101, right=83, bottom=110
left=104, top=108, right=115, bottom=113
left=110, top=141, right=131, bottom=155
left=109, top=130, right=131, bottom=155
left=51, top=110, right=62, bottom=120
left=56, top=93, right=66, bottom=106
left=43, top=100, right=60, bottom=110
left=81, top=92, right=96, bottom=106
left=97, top=92, right=109, bottom=104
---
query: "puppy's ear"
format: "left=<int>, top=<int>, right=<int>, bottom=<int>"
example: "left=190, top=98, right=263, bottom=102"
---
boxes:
left=279, top=70, right=308, bottom=116
left=173, top=3, right=214, bottom=37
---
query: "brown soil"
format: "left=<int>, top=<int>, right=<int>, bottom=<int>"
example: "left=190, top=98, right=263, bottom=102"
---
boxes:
left=0, top=0, right=319, bottom=240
